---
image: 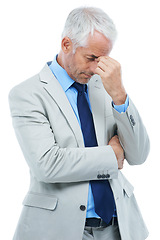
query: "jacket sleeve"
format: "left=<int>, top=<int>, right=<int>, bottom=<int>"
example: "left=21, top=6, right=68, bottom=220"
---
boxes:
left=8, top=85, right=118, bottom=183
left=112, top=97, right=150, bottom=165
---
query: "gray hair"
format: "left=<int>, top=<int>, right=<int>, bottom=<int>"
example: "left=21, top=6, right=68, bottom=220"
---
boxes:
left=61, top=7, right=117, bottom=51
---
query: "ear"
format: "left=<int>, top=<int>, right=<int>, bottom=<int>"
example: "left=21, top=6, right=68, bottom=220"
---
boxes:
left=61, top=37, right=73, bottom=53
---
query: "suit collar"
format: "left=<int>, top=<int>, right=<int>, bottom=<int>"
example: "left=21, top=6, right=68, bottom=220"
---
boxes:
left=39, top=62, right=54, bottom=84
left=49, top=57, right=74, bottom=92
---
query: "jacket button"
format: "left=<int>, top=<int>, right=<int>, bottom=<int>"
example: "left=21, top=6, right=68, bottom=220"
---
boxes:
left=102, top=174, right=106, bottom=178
left=106, top=174, right=110, bottom=179
left=80, top=205, right=86, bottom=211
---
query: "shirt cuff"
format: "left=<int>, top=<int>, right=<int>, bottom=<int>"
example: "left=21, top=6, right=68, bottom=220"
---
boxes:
left=112, top=95, right=129, bottom=113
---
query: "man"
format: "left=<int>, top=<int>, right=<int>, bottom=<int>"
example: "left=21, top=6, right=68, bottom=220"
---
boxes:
left=9, top=6, right=150, bottom=240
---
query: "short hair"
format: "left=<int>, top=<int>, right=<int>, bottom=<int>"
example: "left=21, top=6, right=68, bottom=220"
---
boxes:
left=61, top=6, right=117, bottom=51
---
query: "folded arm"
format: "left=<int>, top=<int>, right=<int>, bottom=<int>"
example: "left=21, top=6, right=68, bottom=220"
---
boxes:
left=95, top=55, right=150, bottom=166
left=112, top=98, right=150, bottom=165
left=8, top=86, right=119, bottom=183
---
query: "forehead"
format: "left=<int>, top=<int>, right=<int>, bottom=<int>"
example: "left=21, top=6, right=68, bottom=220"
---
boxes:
left=83, top=31, right=112, bottom=57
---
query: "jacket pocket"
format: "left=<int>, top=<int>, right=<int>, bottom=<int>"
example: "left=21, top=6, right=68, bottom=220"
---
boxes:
left=123, top=181, right=134, bottom=198
left=22, top=192, right=58, bottom=210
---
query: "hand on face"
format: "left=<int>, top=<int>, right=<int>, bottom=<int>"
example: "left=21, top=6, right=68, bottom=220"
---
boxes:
left=95, top=56, right=127, bottom=105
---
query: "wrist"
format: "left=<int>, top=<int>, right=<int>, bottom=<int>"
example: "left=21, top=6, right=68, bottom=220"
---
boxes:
left=112, top=90, right=127, bottom=105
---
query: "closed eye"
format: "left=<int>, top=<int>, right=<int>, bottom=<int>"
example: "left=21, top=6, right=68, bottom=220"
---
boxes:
left=87, top=58, right=95, bottom=62
left=86, top=55, right=99, bottom=62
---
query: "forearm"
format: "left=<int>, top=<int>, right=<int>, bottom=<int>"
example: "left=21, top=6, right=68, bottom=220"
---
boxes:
left=112, top=97, right=150, bottom=165
left=12, top=123, right=118, bottom=183
left=9, top=87, right=118, bottom=184
left=30, top=144, right=118, bottom=183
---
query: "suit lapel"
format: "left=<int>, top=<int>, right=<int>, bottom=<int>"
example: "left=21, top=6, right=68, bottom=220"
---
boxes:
left=39, top=63, right=84, bottom=147
left=39, top=64, right=106, bottom=147
left=88, top=75, right=105, bottom=146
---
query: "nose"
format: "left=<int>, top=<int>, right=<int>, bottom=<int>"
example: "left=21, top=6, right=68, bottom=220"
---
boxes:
left=89, top=61, right=98, bottom=74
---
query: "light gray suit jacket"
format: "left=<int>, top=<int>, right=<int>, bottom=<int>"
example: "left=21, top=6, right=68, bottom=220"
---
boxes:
left=9, top=63, right=150, bottom=240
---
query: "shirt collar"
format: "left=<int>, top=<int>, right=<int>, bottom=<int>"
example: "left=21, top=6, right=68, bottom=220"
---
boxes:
left=49, top=55, right=74, bottom=92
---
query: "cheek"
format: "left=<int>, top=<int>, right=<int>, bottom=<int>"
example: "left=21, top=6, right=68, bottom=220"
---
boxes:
left=67, top=56, right=76, bottom=71
left=74, top=54, right=87, bottom=68
left=69, top=54, right=88, bottom=76
left=71, top=61, right=84, bottom=74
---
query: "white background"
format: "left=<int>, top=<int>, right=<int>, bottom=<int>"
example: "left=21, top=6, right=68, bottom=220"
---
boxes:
left=1, top=0, right=159, bottom=239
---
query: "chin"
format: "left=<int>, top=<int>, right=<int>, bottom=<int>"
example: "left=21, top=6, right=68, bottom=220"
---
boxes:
left=78, top=78, right=91, bottom=84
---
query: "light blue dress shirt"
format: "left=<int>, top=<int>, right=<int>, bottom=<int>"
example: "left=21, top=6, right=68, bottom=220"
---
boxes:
left=49, top=55, right=129, bottom=219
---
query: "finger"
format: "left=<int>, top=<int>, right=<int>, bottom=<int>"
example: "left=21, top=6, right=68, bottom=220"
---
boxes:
left=97, top=61, right=108, bottom=72
left=118, top=159, right=124, bottom=169
left=99, top=56, right=120, bottom=69
left=121, top=160, right=124, bottom=169
left=95, top=66, right=105, bottom=77
left=112, top=135, right=119, bottom=139
left=108, top=135, right=117, bottom=143
left=109, top=137, right=120, bottom=145
left=111, top=135, right=119, bottom=142
left=96, top=66, right=112, bottom=78
left=118, top=164, right=123, bottom=170
left=98, top=56, right=114, bottom=67
left=99, top=56, right=119, bottom=65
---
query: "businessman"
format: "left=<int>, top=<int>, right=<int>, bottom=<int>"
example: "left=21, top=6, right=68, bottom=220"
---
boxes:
left=9, top=7, right=150, bottom=240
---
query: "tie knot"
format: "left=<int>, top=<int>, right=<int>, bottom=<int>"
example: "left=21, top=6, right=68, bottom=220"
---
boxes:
left=72, top=82, right=87, bottom=93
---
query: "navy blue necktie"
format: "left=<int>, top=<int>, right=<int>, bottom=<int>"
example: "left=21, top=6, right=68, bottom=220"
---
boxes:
left=72, top=81, right=116, bottom=224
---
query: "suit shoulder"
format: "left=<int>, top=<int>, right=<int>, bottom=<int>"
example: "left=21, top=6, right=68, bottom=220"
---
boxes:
left=8, top=72, right=45, bottom=115
left=9, top=73, right=40, bottom=98
left=9, top=63, right=52, bottom=99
